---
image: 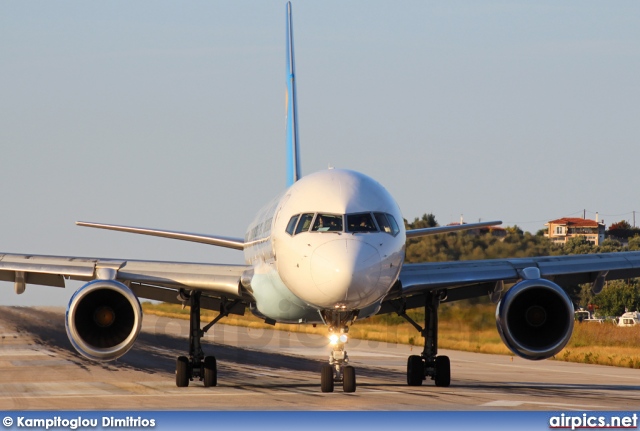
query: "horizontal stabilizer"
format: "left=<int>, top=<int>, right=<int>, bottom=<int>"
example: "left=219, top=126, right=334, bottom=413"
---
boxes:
left=406, top=220, right=502, bottom=239
left=76, top=221, right=245, bottom=250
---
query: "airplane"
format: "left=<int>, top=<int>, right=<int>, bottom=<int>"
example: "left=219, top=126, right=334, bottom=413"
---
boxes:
left=2, top=2, right=640, bottom=394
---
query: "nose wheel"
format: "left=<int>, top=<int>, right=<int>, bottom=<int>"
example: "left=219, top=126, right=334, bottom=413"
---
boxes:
left=343, top=365, right=356, bottom=392
left=320, top=364, right=334, bottom=392
left=320, top=328, right=356, bottom=393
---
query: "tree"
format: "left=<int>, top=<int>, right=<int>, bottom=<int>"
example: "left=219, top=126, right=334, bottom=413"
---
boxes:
left=505, top=225, right=524, bottom=237
left=598, top=238, right=624, bottom=253
left=609, top=220, right=632, bottom=231
left=629, top=235, right=640, bottom=251
left=589, top=279, right=640, bottom=317
left=535, top=228, right=547, bottom=237
left=405, top=213, right=438, bottom=230
left=563, top=236, right=595, bottom=255
left=607, top=220, right=640, bottom=239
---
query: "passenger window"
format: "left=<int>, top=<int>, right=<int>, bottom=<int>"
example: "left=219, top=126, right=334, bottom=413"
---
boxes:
left=312, top=214, right=343, bottom=232
left=294, top=213, right=314, bottom=234
left=347, top=213, right=378, bottom=233
left=285, top=215, right=300, bottom=235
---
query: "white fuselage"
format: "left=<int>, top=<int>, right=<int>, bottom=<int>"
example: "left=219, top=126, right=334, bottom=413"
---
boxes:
left=243, top=169, right=405, bottom=323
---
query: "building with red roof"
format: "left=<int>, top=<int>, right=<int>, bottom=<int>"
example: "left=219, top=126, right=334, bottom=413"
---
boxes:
left=544, top=216, right=605, bottom=245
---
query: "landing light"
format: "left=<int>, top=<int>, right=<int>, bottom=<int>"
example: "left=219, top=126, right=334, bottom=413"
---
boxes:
left=329, top=334, right=348, bottom=345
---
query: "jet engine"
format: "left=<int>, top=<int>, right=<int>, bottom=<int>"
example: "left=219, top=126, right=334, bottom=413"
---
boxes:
left=496, top=279, right=574, bottom=360
left=65, top=279, right=142, bottom=361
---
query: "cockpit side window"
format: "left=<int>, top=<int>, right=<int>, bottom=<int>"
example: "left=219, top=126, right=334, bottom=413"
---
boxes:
left=285, top=214, right=300, bottom=235
left=374, top=212, right=400, bottom=236
left=311, top=213, right=343, bottom=232
left=374, top=213, right=392, bottom=233
left=387, top=214, right=400, bottom=235
left=346, top=213, right=378, bottom=233
left=294, top=213, right=314, bottom=235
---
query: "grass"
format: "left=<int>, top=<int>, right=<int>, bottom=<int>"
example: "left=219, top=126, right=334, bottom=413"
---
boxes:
left=141, top=302, right=640, bottom=368
left=560, top=323, right=640, bottom=368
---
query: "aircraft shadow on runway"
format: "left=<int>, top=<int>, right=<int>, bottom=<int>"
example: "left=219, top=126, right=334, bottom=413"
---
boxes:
left=4, top=307, right=401, bottom=385
left=5, top=307, right=639, bottom=393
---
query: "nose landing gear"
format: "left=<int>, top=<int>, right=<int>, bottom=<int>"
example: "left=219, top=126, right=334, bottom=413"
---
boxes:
left=321, top=327, right=356, bottom=393
left=319, top=308, right=358, bottom=393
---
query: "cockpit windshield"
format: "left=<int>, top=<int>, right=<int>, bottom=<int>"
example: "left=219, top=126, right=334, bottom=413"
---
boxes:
left=285, top=211, right=399, bottom=236
left=346, top=213, right=377, bottom=233
left=312, top=214, right=343, bottom=232
left=294, top=213, right=314, bottom=234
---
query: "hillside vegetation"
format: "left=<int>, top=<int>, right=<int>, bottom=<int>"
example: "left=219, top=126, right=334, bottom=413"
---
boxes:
left=405, top=214, right=640, bottom=317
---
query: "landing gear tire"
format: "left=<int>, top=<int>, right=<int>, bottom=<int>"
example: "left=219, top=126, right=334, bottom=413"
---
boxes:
left=321, top=364, right=334, bottom=393
left=407, top=355, right=423, bottom=386
left=343, top=365, right=356, bottom=393
left=397, top=291, right=452, bottom=388
left=434, top=355, right=450, bottom=387
left=176, top=356, right=189, bottom=387
left=203, top=356, right=217, bottom=387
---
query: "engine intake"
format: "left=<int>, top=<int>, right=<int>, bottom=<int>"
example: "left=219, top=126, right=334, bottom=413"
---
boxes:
left=65, top=279, right=142, bottom=361
left=496, top=279, right=574, bottom=360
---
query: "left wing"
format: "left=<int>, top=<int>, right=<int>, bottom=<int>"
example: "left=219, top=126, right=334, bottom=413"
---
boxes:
left=406, top=220, right=502, bottom=239
left=382, top=251, right=640, bottom=360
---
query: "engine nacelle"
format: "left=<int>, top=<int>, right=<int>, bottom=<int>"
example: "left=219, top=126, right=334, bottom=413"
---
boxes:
left=65, top=279, right=142, bottom=361
left=496, top=279, right=574, bottom=360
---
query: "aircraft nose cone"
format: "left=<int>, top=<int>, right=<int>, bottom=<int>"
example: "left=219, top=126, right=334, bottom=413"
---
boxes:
left=310, top=239, right=381, bottom=306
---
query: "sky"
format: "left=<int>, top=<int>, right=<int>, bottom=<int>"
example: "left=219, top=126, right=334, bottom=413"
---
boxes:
left=1, top=1, right=639, bottom=306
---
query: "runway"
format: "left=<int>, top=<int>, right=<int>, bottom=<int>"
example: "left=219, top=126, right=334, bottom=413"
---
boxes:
left=0, top=306, right=638, bottom=410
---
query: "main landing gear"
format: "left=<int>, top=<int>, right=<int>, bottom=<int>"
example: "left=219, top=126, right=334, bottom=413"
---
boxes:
left=397, top=291, right=451, bottom=387
left=175, top=290, right=239, bottom=388
left=320, top=311, right=357, bottom=393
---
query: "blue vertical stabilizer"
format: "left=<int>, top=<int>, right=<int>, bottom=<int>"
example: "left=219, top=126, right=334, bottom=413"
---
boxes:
left=285, top=2, right=301, bottom=186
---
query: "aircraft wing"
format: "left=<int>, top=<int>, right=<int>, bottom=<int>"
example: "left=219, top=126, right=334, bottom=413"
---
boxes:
left=382, top=251, right=640, bottom=311
left=0, top=252, right=251, bottom=310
